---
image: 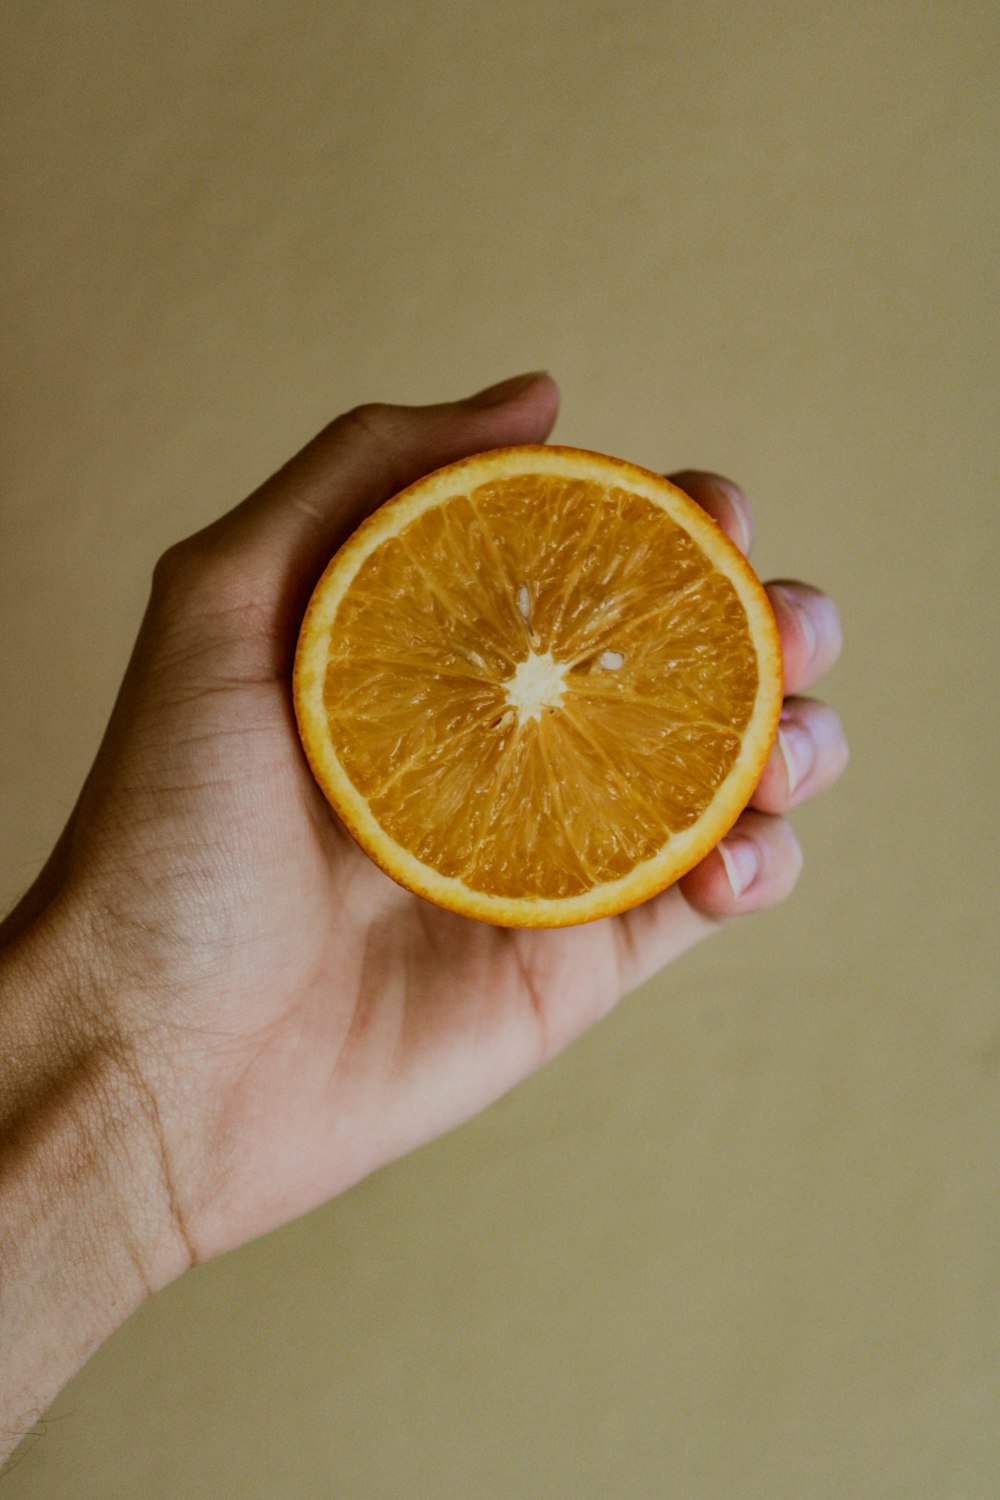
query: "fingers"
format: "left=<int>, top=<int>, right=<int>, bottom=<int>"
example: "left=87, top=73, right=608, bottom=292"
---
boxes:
left=193, top=371, right=561, bottom=605
left=613, top=693, right=848, bottom=991
left=634, top=693, right=847, bottom=969
left=665, top=474, right=843, bottom=695
left=751, top=697, right=849, bottom=813
left=603, top=471, right=845, bottom=999
left=679, top=808, right=803, bottom=918
left=767, top=580, right=842, bottom=692
left=667, top=470, right=753, bottom=555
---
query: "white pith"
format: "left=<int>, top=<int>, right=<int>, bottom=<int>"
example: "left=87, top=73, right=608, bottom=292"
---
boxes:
left=504, top=649, right=568, bottom=724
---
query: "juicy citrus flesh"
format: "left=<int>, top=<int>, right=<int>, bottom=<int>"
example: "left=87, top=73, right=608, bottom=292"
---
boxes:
left=294, top=446, right=782, bottom=927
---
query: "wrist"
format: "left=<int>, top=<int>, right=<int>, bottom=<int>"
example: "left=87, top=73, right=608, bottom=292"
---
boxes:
left=0, top=905, right=189, bottom=1460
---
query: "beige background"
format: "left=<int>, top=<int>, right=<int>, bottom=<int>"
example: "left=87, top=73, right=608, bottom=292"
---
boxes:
left=2, top=1, right=998, bottom=1495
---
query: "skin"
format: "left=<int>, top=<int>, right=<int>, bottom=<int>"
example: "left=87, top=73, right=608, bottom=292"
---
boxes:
left=0, top=373, right=847, bottom=1458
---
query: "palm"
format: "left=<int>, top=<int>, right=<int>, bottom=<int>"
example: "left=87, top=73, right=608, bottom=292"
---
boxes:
left=82, top=630, right=627, bottom=1260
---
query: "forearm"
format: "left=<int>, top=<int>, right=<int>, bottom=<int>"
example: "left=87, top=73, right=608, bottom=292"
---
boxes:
left=0, top=914, right=164, bottom=1463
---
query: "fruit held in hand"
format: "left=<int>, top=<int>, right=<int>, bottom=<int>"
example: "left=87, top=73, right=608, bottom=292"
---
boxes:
left=293, top=445, right=781, bottom=927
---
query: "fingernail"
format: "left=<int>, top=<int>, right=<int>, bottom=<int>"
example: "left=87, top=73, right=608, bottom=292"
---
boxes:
left=772, top=584, right=818, bottom=663
left=467, top=370, right=549, bottom=407
left=718, top=835, right=760, bottom=898
left=777, top=721, right=815, bottom=796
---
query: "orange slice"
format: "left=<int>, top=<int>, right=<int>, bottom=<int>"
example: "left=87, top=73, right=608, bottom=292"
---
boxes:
left=293, top=445, right=782, bottom=927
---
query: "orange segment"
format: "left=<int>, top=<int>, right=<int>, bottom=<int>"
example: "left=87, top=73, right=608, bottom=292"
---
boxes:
left=293, top=446, right=782, bottom=926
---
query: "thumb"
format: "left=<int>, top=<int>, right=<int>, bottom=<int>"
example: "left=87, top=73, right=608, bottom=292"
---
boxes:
left=201, top=371, right=560, bottom=608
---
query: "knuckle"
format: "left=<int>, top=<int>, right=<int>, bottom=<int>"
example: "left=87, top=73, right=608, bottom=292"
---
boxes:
left=151, top=537, right=203, bottom=595
left=147, top=538, right=271, bottom=668
left=339, top=402, right=396, bottom=443
left=150, top=534, right=226, bottom=617
left=333, top=403, right=407, bottom=497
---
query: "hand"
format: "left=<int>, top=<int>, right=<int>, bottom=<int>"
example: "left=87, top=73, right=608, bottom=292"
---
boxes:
left=0, top=373, right=845, bottom=1443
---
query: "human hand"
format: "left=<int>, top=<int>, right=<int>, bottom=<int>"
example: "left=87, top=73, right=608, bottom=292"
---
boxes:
left=0, top=373, right=845, bottom=1444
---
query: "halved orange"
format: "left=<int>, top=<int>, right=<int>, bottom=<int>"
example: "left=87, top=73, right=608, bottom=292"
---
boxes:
left=293, top=445, right=782, bottom=927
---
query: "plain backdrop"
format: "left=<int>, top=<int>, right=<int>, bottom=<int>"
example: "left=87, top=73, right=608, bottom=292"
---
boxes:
left=2, top=2, right=998, bottom=1495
